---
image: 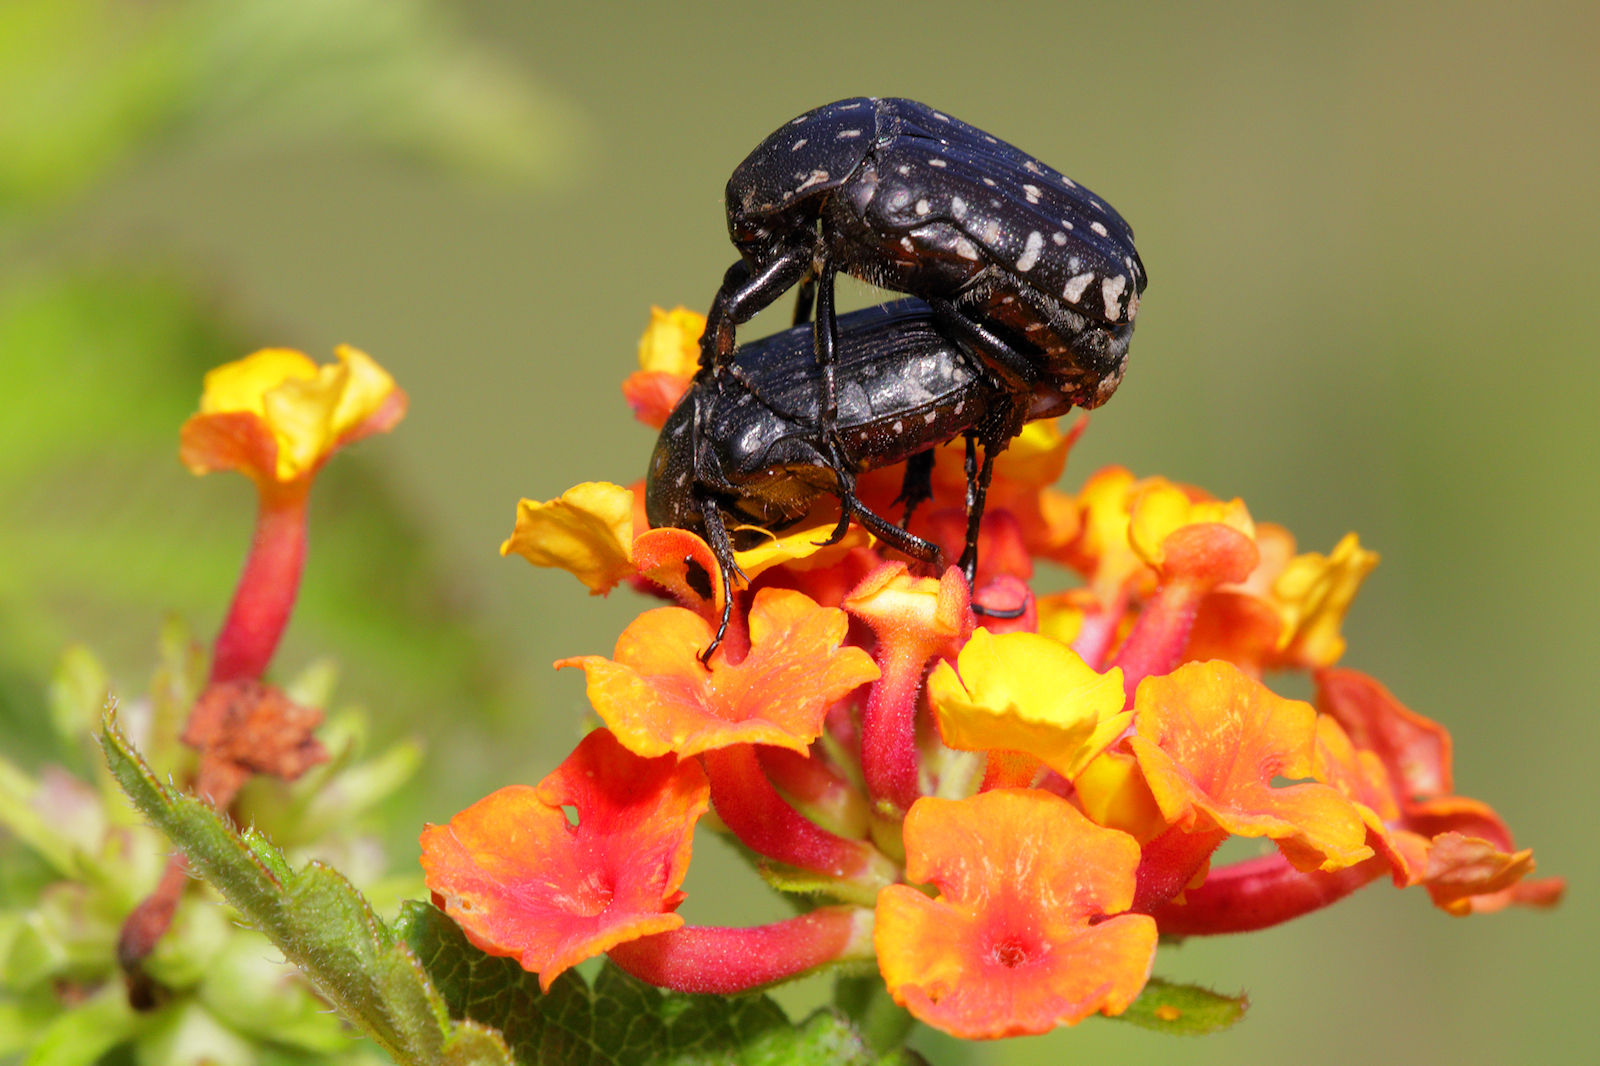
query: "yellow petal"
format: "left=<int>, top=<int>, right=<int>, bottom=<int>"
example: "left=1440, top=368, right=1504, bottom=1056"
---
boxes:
left=1128, top=481, right=1254, bottom=570
left=637, top=306, right=706, bottom=376
left=502, top=482, right=637, bottom=594
left=1273, top=533, right=1380, bottom=667
left=928, top=629, right=1128, bottom=780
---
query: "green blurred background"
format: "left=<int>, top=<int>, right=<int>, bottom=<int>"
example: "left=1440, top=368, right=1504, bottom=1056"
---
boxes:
left=2, top=0, right=1593, bottom=1062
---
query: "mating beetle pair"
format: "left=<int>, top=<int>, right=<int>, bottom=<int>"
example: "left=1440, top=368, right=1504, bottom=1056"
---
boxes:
left=650, top=97, right=1146, bottom=650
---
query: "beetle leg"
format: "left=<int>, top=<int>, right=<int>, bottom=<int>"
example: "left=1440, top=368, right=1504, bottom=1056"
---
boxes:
left=959, top=431, right=1026, bottom=621
left=790, top=274, right=817, bottom=326
left=695, top=495, right=746, bottom=664
left=813, top=459, right=858, bottom=548
left=927, top=296, right=1040, bottom=396
left=831, top=470, right=947, bottom=569
left=813, top=259, right=846, bottom=465
left=895, top=450, right=936, bottom=526
left=702, top=250, right=814, bottom=368
left=957, top=432, right=995, bottom=582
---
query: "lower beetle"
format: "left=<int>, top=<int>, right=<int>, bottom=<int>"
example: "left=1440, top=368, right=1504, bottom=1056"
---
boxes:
left=700, top=97, right=1146, bottom=451
left=651, top=300, right=1063, bottom=654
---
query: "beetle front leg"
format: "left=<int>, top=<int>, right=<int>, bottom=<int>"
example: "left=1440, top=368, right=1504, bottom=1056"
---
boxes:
left=701, top=250, right=815, bottom=369
left=695, top=495, right=747, bottom=664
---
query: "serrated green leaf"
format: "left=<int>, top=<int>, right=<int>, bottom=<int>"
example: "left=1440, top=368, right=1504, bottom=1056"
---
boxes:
left=99, top=713, right=512, bottom=1066
left=1111, top=976, right=1248, bottom=1035
left=397, top=901, right=920, bottom=1066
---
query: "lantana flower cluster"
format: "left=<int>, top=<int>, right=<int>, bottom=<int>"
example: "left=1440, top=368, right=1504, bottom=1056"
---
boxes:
left=422, top=309, right=1560, bottom=1040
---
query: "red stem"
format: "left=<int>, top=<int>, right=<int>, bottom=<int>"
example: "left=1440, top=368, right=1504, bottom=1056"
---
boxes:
left=606, top=906, right=869, bottom=994
left=1148, top=851, right=1389, bottom=935
left=209, top=484, right=310, bottom=684
left=702, top=746, right=892, bottom=883
left=859, top=644, right=926, bottom=814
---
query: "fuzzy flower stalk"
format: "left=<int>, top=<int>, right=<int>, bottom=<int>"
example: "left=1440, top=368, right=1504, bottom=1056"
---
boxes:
left=423, top=309, right=1561, bottom=1041
left=119, top=347, right=407, bottom=981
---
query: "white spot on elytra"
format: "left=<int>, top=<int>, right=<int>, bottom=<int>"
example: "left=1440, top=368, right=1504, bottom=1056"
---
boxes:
left=977, top=218, right=1001, bottom=245
left=983, top=134, right=998, bottom=144
left=837, top=128, right=863, bottom=139
left=893, top=420, right=904, bottom=434
left=954, top=237, right=980, bottom=260
left=933, top=111, right=951, bottom=122
left=1101, top=275, right=1128, bottom=320
left=1023, top=160, right=1045, bottom=175
left=924, top=411, right=937, bottom=424
left=1016, top=231, right=1044, bottom=272
left=951, top=196, right=968, bottom=220
left=796, top=169, right=830, bottom=193
left=1063, top=272, right=1095, bottom=304
left=889, top=188, right=910, bottom=209
left=1090, top=221, right=1109, bottom=237
left=981, top=176, right=998, bottom=187
left=928, top=158, right=948, bottom=168
left=1062, top=175, right=1077, bottom=189
left=1023, top=184, right=1042, bottom=204
left=900, top=237, right=916, bottom=252
left=954, top=400, right=965, bottom=415
left=1068, top=256, right=1082, bottom=271
left=897, top=164, right=911, bottom=176
left=915, top=198, right=931, bottom=215
left=791, top=138, right=808, bottom=151
left=1052, top=231, right=1068, bottom=246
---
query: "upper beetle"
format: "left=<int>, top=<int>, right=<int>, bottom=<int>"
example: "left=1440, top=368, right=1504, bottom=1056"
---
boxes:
left=701, top=97, right=1147, bottom=413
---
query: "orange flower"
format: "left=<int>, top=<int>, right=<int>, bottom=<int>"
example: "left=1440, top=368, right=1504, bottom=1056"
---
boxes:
left=876, top=789, right=1156, bottom=1039
left=419, top=728, right=709, bottom=990
left=557, top=588, right=878, bottom=758
left=1128, top=661, right=1372, bottom=873
left=180, top=346, right=406, bottom=486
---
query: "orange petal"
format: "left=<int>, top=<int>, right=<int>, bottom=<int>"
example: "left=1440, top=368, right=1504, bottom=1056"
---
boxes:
left=1129, top=662, right=1372, bottom=872
left=557, top=588, right=878, bottom=758
left=420, top=729, right=708, bottom=990
left=876, top=790, right=1156, bottom=1039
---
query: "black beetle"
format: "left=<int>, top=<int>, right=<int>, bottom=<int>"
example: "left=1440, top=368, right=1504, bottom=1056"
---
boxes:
left=700, top=97, right=1146, bottom=438
left=651, top=300, right=1057, bottom=653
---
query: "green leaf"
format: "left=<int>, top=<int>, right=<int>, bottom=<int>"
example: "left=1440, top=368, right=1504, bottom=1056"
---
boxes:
left=1110, top=976, right=1249, bottom=1035
left=398, top=901, right=924, bottom=1066
left=99, top=712, right=512, bottom=1066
